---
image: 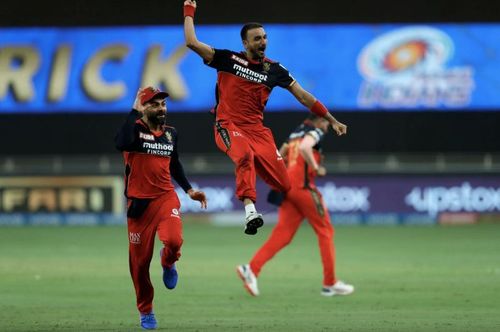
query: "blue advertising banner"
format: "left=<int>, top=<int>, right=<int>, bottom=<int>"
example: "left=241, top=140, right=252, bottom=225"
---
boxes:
left=1, top=24, right=499, bottom=113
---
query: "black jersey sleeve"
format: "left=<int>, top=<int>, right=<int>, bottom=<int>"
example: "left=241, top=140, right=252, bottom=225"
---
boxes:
left=169, top=130, right=193, bottom=193
left=275, top=63, right=296, bottom=88
left=204, top=48, right=232, bottom=70
left=115, top=109, right=142, bottom=151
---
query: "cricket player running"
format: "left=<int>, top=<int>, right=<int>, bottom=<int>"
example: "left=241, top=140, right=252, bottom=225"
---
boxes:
left=237, top=115, right=354, bottom=296
left=115, top=87, right=207, bottom=330
left=183, top=0, right=347, bottom=235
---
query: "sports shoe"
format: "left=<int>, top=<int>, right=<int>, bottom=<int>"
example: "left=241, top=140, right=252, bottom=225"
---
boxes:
left=321, top=280, right=355, bottom=296
left=160, top=249, right=178, bottom=289
left=140, top=311, right=157, bottom=330
left=236, top=264, right=259, bottom=296
left=244, top=212, right=264, bottom=235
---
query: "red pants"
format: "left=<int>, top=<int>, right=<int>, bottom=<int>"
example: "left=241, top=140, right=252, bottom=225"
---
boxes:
left=214, top=120, right=290, bottom=202
left=249, top=187, right=337, bottom=286
left=127, top=191, right=183, bottom=314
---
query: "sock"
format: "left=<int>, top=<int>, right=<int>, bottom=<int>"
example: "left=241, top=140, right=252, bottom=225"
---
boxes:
left=245, top=203, right=257, bottom=218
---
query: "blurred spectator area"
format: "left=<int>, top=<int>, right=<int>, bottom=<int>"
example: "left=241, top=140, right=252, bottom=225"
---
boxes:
left=1, top=111, right=499, bottom=176
left=2, top=153, right=499, bottom=176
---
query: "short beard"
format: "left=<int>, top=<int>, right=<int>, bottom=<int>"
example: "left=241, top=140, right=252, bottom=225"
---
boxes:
left=147, top=114, right=164, bottom=126
left=250, top=49, right=264, bottom=60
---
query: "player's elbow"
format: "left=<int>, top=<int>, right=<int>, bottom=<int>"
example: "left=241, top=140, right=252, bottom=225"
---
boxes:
left=185, top=39, right=198, bottom=50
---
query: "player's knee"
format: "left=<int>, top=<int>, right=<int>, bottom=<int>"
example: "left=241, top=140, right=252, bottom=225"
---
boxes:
left=317, top=227, right=333, bottom=239
left=282, top=236, right=294, bottom=246
left=167, top=237, right=183, bottom=252
left=171, top=242, right=183, bottom=254
left=273, top=228, right=295, bottom=246
left=274, top=173, right=290, bottom=192
left=236, top=151, right=254, bottom=168
left=280, top=180, right=291, bottom=192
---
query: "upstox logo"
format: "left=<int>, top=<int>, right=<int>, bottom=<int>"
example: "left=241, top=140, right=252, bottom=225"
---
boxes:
left=405, top=182, right=500, bottom=217
left=318, top=182, right=370, bottom=212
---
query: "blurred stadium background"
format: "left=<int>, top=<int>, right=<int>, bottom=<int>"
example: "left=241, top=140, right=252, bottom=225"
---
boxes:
left=1, top=0, right=500, bottom=331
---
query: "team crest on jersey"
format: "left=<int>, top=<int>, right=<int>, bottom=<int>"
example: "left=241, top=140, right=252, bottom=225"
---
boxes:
left=263, top=62, right=271, bottom=73
left=165, top=131, right=172, bottom=143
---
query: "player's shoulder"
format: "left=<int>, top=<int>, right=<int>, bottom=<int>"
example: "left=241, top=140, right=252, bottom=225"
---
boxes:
left=163, top=124, right=177, bottom=133
left=215, top=48, right=238, bottom=57
left=135, top=119, right=148, bottom=129
left=289, top=122, right=324, bottom=142
left=263, top=57, right=283, bottom=68
left=263, top=56, right=277, bottom=64
left=163, top=125, right=178, bottom=143
left=288, top=123, right=307, bottom=140
left=213, top=49, right=249, bottom=65
left=266, top=58, right=290, bottom=73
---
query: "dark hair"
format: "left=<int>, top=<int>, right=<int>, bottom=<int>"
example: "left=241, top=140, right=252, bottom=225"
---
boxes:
left=240, top=22, right=264, bottom=40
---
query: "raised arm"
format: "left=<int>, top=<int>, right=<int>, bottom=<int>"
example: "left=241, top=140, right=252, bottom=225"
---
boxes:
left=299, top=134, right=326, bottom=176
left=183, top=0, right=215, bottom=62
left=115, top=88, right=145, bottom=151
left=288, top=82, right=347, bottom=136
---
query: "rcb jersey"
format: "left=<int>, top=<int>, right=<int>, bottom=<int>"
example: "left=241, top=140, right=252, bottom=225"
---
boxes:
left=205, top=49, right=296, bottom=127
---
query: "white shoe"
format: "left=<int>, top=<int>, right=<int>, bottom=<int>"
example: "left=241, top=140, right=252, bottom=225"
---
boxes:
left=321, top=280, right=354, bottom=296
left=244, top=213, right=264, bottom=235
left=236, top=264, right=259, bottom=296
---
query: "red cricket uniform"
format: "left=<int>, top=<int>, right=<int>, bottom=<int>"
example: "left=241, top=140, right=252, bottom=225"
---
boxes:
left=205, top=49, right=296, bottom=202
left=115, top=110, right=193, bottom=314
left=249, top=120, right=338, bottom=286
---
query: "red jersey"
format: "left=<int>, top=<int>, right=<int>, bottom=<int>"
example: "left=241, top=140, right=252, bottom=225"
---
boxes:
left=115, top=110, right=192, bottom=199
left=205, top=49, right=295, bottom=127
left=285, top=121, right=326, bottom=189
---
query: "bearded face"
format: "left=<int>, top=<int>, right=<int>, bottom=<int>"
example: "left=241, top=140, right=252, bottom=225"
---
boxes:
left=243, top=27, right=267, bottom=60
left=143, top=98, right=167, bottom=126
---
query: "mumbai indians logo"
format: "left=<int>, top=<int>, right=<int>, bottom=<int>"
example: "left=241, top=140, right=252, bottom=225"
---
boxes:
left=358, top=26, right=453, bottom=83
left=357, top=26, right=474, bottom=108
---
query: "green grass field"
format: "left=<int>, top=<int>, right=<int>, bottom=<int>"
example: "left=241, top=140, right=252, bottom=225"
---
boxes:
left=1, top=222, right=500, bottom=331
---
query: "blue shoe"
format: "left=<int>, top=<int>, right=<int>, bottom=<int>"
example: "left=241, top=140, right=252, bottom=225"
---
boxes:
left=140, top=312, right=157, bottom=330
left=160, top=249, right=178, bottom=289
left=162, top=263, right=178, bottom=289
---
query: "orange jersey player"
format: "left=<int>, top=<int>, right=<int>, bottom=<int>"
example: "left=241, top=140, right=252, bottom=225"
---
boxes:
left=115, top=87, right=207, bottom=330
left=183, top=0, right=347, bottom=235
left=237, top=115, right=354, bottom=297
